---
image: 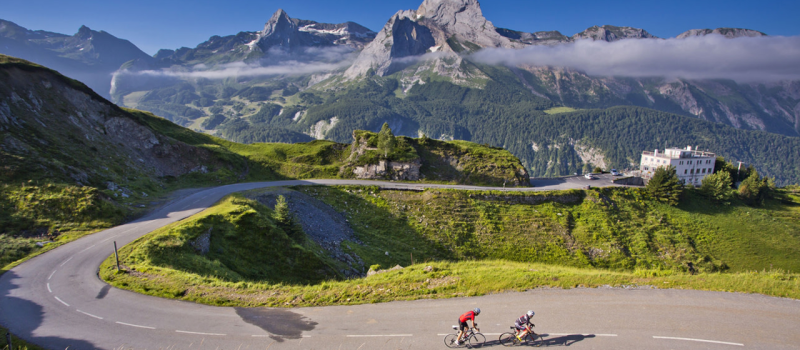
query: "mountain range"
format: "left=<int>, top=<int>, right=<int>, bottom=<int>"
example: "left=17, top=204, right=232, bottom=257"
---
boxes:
left=1, top=0, right=799, bottom=183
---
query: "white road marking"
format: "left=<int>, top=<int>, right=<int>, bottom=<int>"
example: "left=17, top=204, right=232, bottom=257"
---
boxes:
left=47, top=283, right=52, bottom=293
left=54, top=296, right=69, bottom=306
left=176, top=330, right=226, bottom=336
left=77, top=310, right=103, bottom=320
left=77, top=244, right=97, bottom=254
left=653, top=336, right=744, bottom=347
left=547, top=333, right=618, bottom=337
left=346, top=334, right=413, bottom=337
left=116, top=321, right=156, bottom=330
left=48, top=270, right=57, bottom=280
left=252, top=335, right=310, bottom=338
left=59, top=256, right=74, bottom=267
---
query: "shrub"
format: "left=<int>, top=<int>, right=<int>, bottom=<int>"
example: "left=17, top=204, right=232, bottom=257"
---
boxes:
left=738, top=171, right=775, bottom=206
left=700, top=171, right=734, bottom=204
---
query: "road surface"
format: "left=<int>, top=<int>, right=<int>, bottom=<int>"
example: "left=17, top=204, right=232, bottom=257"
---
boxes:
left=2, top=179, right=799, bottom=349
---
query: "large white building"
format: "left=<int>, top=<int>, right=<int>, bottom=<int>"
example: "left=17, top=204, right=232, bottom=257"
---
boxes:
left=640, top=146, right=716, bottom=185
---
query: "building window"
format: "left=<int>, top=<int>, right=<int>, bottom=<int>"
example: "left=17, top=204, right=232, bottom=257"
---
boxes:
left=684, top=169, right=687, bottom=174
left=690, top=169, right=694, bottom=174
left=702, top=169, right=706, bottom=174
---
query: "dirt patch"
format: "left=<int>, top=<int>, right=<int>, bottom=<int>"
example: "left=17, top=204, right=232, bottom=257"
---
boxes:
left=426, top=276, right=459, bottom=289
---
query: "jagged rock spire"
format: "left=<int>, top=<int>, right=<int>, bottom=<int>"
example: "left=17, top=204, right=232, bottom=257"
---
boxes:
left=262, top=9, right=296, bottom=36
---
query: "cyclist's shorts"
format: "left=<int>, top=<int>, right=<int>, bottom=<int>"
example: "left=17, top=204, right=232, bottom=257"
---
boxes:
left=459, top=320, right=469, bottom=331
left=514, top=322, right=526, bottom=331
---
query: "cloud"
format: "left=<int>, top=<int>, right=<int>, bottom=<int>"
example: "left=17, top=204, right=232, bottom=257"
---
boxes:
left=129, top=60, right=350, bottom=79
left=122, top=46, right=356, bottom=80
left=470, top=35, right=800, bottom=82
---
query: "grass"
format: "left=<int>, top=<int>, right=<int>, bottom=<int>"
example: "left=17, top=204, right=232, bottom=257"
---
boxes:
left=0, top=325, right=43, bottom=350
left=101, top=258, right=800, bottom=308
left=100, top=186, right=800, bottom=308
left=543, top=107, right=580, bottom=115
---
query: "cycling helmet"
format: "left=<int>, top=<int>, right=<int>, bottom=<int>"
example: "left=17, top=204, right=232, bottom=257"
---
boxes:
left=474, top=308, right=481, bottom=315
left=527, top=310, right=535, bottom=317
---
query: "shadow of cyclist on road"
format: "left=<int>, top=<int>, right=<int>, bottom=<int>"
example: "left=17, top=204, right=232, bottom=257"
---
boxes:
left=540, top=333, right=596, bottom=346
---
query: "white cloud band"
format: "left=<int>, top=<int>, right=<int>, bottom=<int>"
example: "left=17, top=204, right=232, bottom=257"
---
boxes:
left=471, top=35, right=800, bottom=82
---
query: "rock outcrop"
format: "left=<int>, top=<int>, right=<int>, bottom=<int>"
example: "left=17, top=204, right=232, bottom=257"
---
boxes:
left=352, top=159, right=423, bottom=181
left=572, top=25, right=658, bottom=42
left=677, top=28, right=767, bottom=39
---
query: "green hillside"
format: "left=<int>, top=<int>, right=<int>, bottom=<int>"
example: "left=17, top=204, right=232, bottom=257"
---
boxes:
left=100, top=185, right=800, bottom=307
left=0, top=54, right=526, bottom=270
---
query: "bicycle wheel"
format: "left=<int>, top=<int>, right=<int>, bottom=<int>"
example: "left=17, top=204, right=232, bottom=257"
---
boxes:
left=468, top=332, right=486, bottom=348
left=527, top=333, right=544, bottom=347
left=444, top=334, right=461, bottom=348
left=499, top=332, right=519, bottom=347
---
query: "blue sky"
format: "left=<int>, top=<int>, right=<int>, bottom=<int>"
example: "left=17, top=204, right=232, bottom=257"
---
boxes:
left=4, top=0, right=799, bottom=55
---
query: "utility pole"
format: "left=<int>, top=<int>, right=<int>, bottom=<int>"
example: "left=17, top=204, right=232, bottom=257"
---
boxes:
left=737, top=161, right=744, bottom=182
left=6, top=332, right=11, bottom=350
left=114, top=241, right=120, bottom=271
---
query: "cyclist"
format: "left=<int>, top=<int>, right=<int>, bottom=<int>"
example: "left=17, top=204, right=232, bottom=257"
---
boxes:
left=455, top=308, right=481, bottom=346
left=514, top=310, right=535, bottom=341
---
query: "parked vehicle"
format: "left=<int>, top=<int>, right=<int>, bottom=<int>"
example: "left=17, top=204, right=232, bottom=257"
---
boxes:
left=611, top=169, right=622, bottom=176
left=584, top=173, right=595, bottom=180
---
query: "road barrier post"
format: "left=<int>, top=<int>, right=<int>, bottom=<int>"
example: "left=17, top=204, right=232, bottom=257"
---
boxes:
left=114, top=241, right=120, bottom=271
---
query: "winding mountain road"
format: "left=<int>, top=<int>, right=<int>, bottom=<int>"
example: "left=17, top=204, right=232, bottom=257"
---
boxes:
left=2, top=179, right=799, bottom=349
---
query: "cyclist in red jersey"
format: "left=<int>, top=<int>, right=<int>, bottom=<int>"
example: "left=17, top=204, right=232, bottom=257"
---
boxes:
left=456, top=308, right=480, bottom=346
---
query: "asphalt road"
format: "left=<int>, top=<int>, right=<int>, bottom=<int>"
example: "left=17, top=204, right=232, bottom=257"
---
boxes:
left=2, top=179, right=799, bottom=350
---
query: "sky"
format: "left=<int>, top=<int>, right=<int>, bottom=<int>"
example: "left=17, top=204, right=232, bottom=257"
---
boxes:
left=3, top=0, right=800, bottom=55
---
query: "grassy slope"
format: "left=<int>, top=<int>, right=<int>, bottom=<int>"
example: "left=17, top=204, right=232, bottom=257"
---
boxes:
left=100, top=186, right=800, bottom=307
left=0, top=53, right=521, bottom=272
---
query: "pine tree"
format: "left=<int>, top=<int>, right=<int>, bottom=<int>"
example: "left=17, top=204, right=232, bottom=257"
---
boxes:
left=377, top=122, right=396, bottom=159
left=274, top=195, right=291, bottom=224
left=646, top=166, right=683, bottom=205
left=274, top=195, right=303, bottom=241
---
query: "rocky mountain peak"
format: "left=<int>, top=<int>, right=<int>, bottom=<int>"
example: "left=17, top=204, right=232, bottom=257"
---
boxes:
left=417, top=0, right=480, bottom=24
left=343, top=0, right=517, bottom=79
left=76, top=25, right=93, bottom=39
left=261, top=9, right=296, bottom=37
left=572, top=25, right=657, bottom=42
left=676, top=28, right=767, bottom=39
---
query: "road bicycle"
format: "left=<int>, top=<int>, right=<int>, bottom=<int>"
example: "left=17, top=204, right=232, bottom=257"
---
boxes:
left=444, top=326, right=486, bottom=348
left=499, top=324, right=544, bottom=347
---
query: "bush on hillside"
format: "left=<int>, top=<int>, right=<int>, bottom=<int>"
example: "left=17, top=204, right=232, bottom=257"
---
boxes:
left=701, top=171, right=734, bottom=205
left=738, top=171, right=776, bottom=206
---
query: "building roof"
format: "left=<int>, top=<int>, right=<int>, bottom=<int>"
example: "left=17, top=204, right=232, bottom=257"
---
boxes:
left=642, top=146, right=715, bottom=159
